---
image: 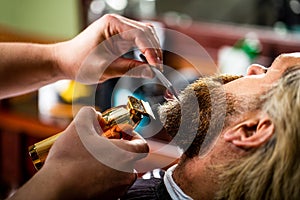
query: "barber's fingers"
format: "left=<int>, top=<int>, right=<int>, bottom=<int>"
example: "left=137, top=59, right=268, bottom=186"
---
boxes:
left=78, top=50, right=155, bottom=84
left=115, top=15, right=162, bottom=60
left=132, top=24, right=162, bottom=68
left=102, top=124, right=134, bottom=140
left=118, top=16, right=162, bottom=61
left=103, top=14, right=162, bottom=68
left=142, top=23, right=163, bottom=62
left=102, top=57, right=154, bottom=80
left=100, top=126, right=149, bottom=160
left=73, top=106, right=102, bottom=136
left=98, top=114, right=149, bottom=156
left=110, top=130, right=149, bottom=157
left=75, top=107, right=149, bottom=172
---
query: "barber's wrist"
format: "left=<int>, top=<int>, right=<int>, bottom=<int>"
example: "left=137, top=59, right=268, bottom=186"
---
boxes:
left=50, top=42, right=75, bottom=81
left=38, top=164, right=84, bottom=200
left=9, top=164, right=67, bottom=200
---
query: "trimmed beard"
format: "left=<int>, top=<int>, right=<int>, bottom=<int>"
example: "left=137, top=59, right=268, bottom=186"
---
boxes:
left=158, top=74, right=243, bottom=158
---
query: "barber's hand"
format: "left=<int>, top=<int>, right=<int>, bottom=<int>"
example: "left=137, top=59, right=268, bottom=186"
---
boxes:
left=54, top=14, right=162, bottom=84
left=43, top=107, right=149, bottom=199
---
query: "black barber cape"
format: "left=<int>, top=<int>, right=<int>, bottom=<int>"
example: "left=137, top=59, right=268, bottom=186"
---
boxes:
left=121, top=169, right=172, bottom=200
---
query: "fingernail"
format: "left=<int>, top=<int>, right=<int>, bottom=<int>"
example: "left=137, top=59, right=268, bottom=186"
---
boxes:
left=156, top=57, right=164, bottom=71
left=157, top=56, right=163, bottom=64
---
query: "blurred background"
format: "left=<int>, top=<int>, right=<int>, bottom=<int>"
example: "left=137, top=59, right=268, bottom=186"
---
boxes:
left=1, top=0, right=300, bottom=37
left=1, top=0, right=300, bottom=198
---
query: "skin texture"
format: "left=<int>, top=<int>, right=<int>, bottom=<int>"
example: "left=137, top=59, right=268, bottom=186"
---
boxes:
left=1, top=14, right=162, bottom=199
left=157, top=53, right=300, bottom=199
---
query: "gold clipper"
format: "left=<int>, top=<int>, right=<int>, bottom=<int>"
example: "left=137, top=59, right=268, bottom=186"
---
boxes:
left=28, top=96, right=154, bottom=170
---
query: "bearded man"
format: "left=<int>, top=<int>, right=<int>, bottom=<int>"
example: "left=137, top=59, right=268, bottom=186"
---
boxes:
left=217, top=65, right=300, bottom=200
left=122, top=53, right=300, bottom=200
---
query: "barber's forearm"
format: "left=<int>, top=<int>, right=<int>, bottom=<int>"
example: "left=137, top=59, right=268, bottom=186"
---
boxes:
left=0, top=43, right=65, bottom=99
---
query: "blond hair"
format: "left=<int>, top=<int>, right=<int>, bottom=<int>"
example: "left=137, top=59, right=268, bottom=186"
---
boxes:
left=217, top=67, right=300, bottom=200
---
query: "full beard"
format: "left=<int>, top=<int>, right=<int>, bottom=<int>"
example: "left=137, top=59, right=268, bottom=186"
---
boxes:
left=158, top=74, right=242, bottom=158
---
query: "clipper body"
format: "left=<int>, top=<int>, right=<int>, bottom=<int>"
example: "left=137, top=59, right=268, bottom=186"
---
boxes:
left=29, top=96, right=153, bottom=170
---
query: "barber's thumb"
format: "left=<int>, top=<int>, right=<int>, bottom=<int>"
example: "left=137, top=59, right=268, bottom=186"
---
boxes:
left=111, top=132, right=149, bottom=160
left=76, top=105, right=98, bottom=116
left=113, top=57, right=154, bottom=78
left=73, top=106, right=105, bottom=138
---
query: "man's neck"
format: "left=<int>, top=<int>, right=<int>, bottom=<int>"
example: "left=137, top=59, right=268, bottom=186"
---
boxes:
left=172, top=156, right=218, bottom=200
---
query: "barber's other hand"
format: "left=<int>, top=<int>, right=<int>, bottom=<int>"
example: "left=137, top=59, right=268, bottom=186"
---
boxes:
left=43, top=107, right=148, bottom=199
left=54, top=14, right=162, bottom=84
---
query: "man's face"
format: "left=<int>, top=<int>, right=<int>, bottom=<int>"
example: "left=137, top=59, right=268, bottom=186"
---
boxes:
left=158, top=56, right=294, bottom=157
left=223, top=53, right=300, bottom=95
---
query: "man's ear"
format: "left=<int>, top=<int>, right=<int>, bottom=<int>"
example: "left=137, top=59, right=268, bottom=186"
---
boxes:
left=223, top=113, right=274, bottom=149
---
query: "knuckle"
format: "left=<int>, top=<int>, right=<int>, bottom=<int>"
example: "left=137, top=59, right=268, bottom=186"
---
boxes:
left=144, top=25, right=153, bottom=32
left=139, top=142, right=150, bottom=154
left=102, top=13, right=118, bottom=23
left=127, top=60, right=137, bottom=71
left=135, top=28, right=146, bottom=37
left=143, top=25, right=155, bottom=36
left=143, top=144, right=150, bottom=154
left=79, top=106, right=96, bottom=116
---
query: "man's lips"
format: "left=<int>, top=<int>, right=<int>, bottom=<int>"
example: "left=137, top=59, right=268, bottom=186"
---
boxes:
left=164, top=89, right=176, bottom=101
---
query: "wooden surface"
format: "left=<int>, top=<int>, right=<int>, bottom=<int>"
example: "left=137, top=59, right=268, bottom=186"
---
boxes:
left=0, top=110, right=64, bottom=139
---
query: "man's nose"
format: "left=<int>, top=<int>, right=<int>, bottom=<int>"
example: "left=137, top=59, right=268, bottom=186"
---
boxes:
left=246, top=64, right=268, bottom=75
